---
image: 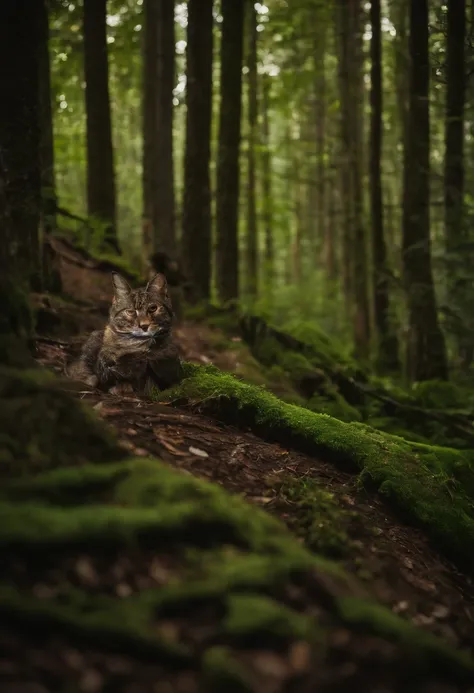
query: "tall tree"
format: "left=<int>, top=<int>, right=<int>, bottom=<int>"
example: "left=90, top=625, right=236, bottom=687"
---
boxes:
left=181, top=0, right=214, bottom=300
left=155, top=0, right=176, bottom=257
left=83, top=0, right=119, bottom=253
left=370, top=0, right=399, bottom=371
left=314, top=26, right=327, bottom=259
left=444, top=0, right=466, bottom=304
left=246, top=2, right=259, bottom=298
left=39, top=0, right=62, bottom=293
left=39, top=0, right=56, bottom=235
left=215, top=0, right=245, bottom=304
left=338, top=0, right=371, bottom=357
left=402, top=0, right=448, bottom=381
left=0, top=0, right=41, bottom=291
left=260, top=73, right=274, bottom=290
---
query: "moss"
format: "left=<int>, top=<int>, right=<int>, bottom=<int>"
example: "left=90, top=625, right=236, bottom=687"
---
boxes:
left=278, top=479, right=354, bottom=558
left=224, top=594, right=313, bottom=645
left=0, top=366, right=123, bottom=478
left=159, top=364, right=474, bottom=572
left=202, top=647, right=253, bottom=693
left=0, top=584, right=190, bottom=665
left=411, top=380, right=465, bottom=410
left=2, top=363, right=474, bottom=685
left=337, top=597, right=474, bottom=680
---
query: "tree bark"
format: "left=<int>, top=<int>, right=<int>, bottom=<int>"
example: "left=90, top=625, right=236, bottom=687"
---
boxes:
left=181, top=0, right=213, bottom=301
left=215, top=0, right=245, bottom=304
left=246, top=2, right=258, bottom=298
left=38, top=0, right=56, bottom=235
left=142, top=0, right=159, bottom=265
left=38, top=0, right=62, bottom=293
left=315, top=31, right=326, bottom=261
left=261, top=74, right=274, bottom=290
left=83, top=0, right=119, bottom=254
left=337, top=2, right=354, bottom=319
left=402, top=0, right=448, bottom=381
left=370, top=0, right=399, bottom=371
left=155, top=0, right=176, bottom=257
left=348, top=0, right=371, bottom=359
left=338, top=0, right=371, bottom=358
left=444, top=0, right=466, bottom=291
left=0, top=0, right=41, bottom=290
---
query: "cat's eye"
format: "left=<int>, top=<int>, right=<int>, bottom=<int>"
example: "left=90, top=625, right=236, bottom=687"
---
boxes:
left=148, top=304, right=158, bottom=314
left=125, top=309, right=136, bottom=318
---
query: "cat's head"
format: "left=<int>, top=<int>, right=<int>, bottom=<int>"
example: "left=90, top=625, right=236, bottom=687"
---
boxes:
left=109, top=272, right=173, bottom=340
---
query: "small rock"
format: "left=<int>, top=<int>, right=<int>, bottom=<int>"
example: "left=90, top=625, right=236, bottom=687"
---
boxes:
left=63, top=648, right=85, bottom=670
left=75, top=557, right=98, bottom=586
left=393, top=600, right=409, bottom=614
left=432, top=604, right=449, bottom=620
left=412, top=613, right=434, bottom=627
left=80, top=668, right=103, bottom=693
left=288, top=641, right=311, bottom=673
left=116, top=582, right=133, bottom=597
left=33, top=583, right=56, bottom=599
left=252, top=651, right=289, bottom=678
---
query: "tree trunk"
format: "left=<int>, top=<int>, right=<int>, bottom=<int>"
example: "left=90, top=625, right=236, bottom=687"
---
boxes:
left=215, top=0, right=245, bottom=304
left=155, top=0, right=176, bottom=257
left=83, top=0, right=118, bottom=254
left=0, top=0, right=41, bottom=291
left=402, top=0, right=448, bottom=381
left=246, top=1, right=258, bottom=299
left=337, top=2, right=354, bottom=320
left=38, top=0, right=62, bottom=293
left=370, top=0, right=399, bottom=372
left=39, top=0, right=56, bottom=235
left=261, top=74, right=274, bottom=290
left=338, top=0, right=371, bottom=358
left=444, top=0, right=466, bottom=299
left=348, top=0, right=371, bottom=359
left=142, top=0, right=159, bottom=266
left=315, top=32, right=326, bottom=261
left=181, top=0, right=213, bottom=301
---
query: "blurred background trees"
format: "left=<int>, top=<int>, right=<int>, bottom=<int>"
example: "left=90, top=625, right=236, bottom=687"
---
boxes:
left=18, top=0, right=474, bottom=382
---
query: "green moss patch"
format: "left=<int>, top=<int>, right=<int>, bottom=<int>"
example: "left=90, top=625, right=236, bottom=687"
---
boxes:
left=276, top=478, right=355, bottom=558
left=0, top=366, right=123, bottom=478
left=1, top=459, right=473, bottom=684
left=159, top=363, right=474, bottom=572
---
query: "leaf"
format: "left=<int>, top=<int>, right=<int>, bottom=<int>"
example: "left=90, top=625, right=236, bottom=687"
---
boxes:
left=188, top=446, right=209, bottom=458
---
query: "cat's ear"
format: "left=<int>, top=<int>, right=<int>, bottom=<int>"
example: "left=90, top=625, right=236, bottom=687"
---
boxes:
left=111, top=272, right=132, bottom=304
left=147, top=272, right=169, bottom=299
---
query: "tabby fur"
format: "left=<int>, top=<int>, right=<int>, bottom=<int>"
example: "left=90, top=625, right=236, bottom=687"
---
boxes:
left=68, top=272, right=183, bottom=395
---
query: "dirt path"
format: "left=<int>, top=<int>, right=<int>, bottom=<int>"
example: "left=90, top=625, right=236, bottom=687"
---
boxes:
left=34, top=332, right=474, bottom=662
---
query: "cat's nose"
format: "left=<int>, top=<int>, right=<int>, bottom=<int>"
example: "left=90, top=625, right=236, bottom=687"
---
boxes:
left=139, top=322, right=151, bottom=332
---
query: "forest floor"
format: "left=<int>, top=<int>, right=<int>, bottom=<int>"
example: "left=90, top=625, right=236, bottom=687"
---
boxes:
left=19, top=289, right=474, bottom=692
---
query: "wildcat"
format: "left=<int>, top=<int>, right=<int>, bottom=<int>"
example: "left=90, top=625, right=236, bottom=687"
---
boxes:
left=68, top=272, right=183, bottom=395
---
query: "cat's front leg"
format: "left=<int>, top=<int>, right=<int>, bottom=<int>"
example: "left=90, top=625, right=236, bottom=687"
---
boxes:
left=109, top=382, right=136, bottom=396
left=147, top=352, right=184, bottom=391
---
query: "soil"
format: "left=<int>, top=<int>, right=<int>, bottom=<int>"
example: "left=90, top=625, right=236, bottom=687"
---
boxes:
left=5, top=291, right=474, bottom=693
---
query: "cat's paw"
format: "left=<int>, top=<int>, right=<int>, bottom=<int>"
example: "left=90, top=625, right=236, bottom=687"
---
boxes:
left=109, top=382, right=135, bottom=397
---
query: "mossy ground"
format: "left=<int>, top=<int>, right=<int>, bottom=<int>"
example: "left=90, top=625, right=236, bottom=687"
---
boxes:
left=159, top=363, right=474, bottom=574
left=2, top=363, right=474, bottom=688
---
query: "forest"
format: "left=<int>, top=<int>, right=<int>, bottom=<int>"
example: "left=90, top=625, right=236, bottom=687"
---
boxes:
left=2, top=0, right=474, bottom=690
